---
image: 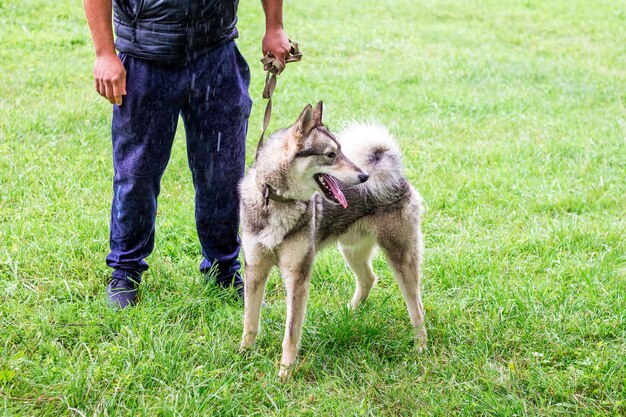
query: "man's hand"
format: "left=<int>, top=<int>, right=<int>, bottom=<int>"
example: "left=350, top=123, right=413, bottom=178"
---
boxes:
left=262, top=27, right=290, bottom=67
left=261, top=0, right=290, bottom=66
left=84, top=0, right=126, bottom=105
left=94, top=53, right=126, bottom=106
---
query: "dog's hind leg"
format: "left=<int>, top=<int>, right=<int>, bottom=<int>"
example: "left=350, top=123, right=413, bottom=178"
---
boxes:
left=338, top=233, right=378, bottom=309
left=277, top=243, right=314, bottom=382
left=376, top=212, right=427, bottom=350
left=241, top=254, right=274, bottom=350
left=380, top=241, right=427, bottom=350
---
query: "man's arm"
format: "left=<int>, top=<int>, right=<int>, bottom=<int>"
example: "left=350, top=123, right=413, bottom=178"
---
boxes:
left=83, top=0, right=126, bottom=105
left=261, top=0, right=291, bottom=66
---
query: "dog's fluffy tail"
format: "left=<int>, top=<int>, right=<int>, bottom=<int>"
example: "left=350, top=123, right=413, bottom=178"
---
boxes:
left=338, top=122, right=406, bottom=200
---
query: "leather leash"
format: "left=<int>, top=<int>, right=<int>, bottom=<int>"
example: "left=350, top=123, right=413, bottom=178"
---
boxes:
left=255, top=40, right=302, bottom=160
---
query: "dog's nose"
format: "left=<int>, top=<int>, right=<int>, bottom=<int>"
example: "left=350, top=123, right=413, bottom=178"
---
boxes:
left=358, top=173, right=369, bottom=183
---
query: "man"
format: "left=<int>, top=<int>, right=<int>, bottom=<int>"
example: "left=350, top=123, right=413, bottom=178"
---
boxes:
left=83, top=0, right=291, bottom=308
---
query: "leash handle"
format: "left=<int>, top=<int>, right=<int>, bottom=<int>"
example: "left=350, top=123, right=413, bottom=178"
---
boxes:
left=256, top=40, right=302, bottom=159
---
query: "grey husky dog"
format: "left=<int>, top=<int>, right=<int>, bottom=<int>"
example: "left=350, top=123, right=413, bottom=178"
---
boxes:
left=239, top=102, right=426, bottom=381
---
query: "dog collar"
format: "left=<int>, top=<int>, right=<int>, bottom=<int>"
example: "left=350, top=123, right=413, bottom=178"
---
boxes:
left=261, top=183, right=299, bottom=206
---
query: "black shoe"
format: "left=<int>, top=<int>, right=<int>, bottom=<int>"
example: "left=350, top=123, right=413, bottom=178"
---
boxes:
left=106, top=276, right=139, bottom=309
left=227, top=273, right=244, bottom=300
left=235, top=282, right=244, bottom=300
left=208, top=273, right=244, bottom=300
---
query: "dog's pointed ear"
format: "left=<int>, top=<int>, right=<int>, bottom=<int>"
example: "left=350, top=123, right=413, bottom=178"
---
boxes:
left=294, top=104, right=315, bottom=141
left=312, top=101, right=324, bottom=126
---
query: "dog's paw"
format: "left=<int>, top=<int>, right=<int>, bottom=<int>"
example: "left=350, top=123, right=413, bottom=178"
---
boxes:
left=239, top=342, right=255, bottom=355
left=240, top=331, right=258, bottom=352
left=239, top=344, right=253, bottom=355
left=278, top=365, right=292, bottom=383
left=416, top=340, right=427, bottom=353
left=348, top=297, right=368, bottom=311
left=415, top=326, right=428, bottom=353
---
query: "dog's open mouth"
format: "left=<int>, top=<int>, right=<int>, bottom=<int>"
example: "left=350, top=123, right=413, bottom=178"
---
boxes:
left=314, top=174, right=348, bottom=208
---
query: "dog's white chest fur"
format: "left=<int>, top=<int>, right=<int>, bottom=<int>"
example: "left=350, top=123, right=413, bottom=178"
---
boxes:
left=256, top=203, right=309, bottom=249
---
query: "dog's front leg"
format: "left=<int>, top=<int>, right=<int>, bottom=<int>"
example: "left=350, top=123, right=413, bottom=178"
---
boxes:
left=241, top=252, right=274, bottom=350
left=277, top=246, right=314, bottom=382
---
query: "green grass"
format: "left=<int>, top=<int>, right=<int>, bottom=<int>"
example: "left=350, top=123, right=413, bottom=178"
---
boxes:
left=1, top=0, right=625, bottom=415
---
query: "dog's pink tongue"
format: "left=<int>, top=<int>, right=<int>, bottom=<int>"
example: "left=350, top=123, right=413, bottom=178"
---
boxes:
left=323, top=174, right=348, bottom=208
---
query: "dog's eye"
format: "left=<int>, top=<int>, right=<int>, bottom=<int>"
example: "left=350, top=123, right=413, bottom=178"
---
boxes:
left=326, top=152, right=336, bottom=159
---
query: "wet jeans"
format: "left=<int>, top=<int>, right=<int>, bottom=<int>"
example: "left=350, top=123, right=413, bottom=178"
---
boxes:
left=106, top=41, right=252, bottom=286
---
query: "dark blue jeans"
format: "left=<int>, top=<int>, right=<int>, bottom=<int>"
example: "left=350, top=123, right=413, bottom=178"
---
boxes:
left=106, top=41, right=251, bottom=287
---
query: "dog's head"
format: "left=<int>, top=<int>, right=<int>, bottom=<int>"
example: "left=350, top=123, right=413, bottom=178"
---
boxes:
left=287, top=102, right=369, bottom=207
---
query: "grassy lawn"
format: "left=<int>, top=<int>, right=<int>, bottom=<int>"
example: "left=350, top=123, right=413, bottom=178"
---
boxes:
left=1, top=0, right=625, bottom=415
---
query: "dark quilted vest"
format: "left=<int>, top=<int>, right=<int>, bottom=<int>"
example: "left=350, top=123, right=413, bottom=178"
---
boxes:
left=113, top=0, right=239, bottom=63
